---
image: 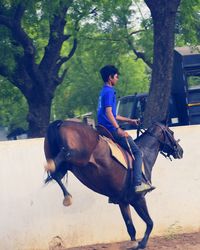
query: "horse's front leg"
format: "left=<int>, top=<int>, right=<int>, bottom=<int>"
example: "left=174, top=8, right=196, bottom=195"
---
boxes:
left=119, top=202, right=138, bottom=248
left=131, top=197, right=153, bottom=249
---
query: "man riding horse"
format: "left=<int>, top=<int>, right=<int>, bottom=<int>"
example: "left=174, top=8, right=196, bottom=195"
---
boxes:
left=44, top=118, right=183, bottom=250
left=97, top=65, right=155, bottom=194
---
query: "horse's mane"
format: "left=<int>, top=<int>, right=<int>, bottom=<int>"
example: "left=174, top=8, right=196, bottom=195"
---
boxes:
left=134, top=129, right=149, bottom=146
left=134, top=122, right=167, bottom=146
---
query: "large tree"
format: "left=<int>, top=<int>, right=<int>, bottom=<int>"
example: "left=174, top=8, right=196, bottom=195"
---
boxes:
left=143, top=0, right=181, bottom=126
left=0, top=0, right=198, bottom=136
left=0, top=1, right=97, bottom=137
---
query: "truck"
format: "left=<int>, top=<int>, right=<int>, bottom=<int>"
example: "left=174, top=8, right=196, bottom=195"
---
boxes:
left=117, top=46, right=200, bottom=130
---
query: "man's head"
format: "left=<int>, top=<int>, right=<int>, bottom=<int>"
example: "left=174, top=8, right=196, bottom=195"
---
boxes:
left=100, top=65, right=119, bottom=85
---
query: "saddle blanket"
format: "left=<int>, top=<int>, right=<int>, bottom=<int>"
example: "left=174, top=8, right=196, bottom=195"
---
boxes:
left=101, top=136, right=145, bottom=174
left=101, top=136, right=129, bottom=169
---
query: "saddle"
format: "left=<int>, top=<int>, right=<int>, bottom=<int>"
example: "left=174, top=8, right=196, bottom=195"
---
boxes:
left=96, top=125, right=133, bottom=169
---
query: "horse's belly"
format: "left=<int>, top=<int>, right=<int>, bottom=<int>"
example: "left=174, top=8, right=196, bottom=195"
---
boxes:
left=72, top=161, right=126, bottom=197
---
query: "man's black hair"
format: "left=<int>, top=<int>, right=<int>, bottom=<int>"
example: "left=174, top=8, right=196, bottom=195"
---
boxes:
left=100, top=65, right=119, bottom=83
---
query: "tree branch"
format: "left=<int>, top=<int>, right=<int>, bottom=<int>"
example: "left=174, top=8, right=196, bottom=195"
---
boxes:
left=81, top=35, right=122, bottom=42
left=56, top=38, right=78, bottom=69
left=90, top=7, right=98, bottom=16
left=65, top=38, right=78, bottom=61
left=129, top=29, right=146, bottom=36
left=12, top=5, right=35, bottom=53
left=53, top=68, right=68, bottom=86
left=0, top=65, right=19, bottom=92
left=53, top=38, right=77, bottom=86
left=63, top=34, right=71, bottom=41
left=0, top=4, right=39, bottom=82
left=0, top=58, right=27, bottom=93
left=127, top=39, right=152, bottom=68
left=11, top=6, right=39, bottom=82
left=39, top=2, right=72, bottom=73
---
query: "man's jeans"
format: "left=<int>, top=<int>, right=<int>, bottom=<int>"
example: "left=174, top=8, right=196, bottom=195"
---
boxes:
left=111, top=130, right=143, bottom=186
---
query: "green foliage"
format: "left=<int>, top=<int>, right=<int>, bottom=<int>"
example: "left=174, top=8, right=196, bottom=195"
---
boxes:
left=0, top=0, right=199, bottom=131
left=117, top=55, right=149, bottom=97
left=176, top=0, right=200, bottom=45
left=135, top=18, right=154, bottom=64
left=0, top=77, right=28, bottom=132
left=0, top=26, right=18, bottom=73
left=187, top=75, right=200, bottom=87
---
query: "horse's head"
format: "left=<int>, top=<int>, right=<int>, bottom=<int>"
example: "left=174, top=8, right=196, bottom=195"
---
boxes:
left=148, top=123, right=183, bottom=160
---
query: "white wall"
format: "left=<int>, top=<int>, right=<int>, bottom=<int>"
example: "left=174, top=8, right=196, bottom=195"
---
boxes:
left=0, top=125, right=200, bottom=250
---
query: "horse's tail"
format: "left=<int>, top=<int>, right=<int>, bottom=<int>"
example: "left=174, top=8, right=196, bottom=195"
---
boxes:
left=46, top=120, right=63, bottom=157
left=44, top=120, right=72, bottom=205
left=44, top=119, right=63, bottom=184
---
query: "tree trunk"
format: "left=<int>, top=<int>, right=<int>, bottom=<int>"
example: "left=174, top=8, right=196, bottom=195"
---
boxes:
left=27, top=98, right=52, bottom=138
left=143, top=0, right=181, bottom=127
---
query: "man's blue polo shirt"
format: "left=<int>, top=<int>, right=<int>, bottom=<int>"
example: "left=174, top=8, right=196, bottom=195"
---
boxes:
left=97, top=85, right=117, bottom=132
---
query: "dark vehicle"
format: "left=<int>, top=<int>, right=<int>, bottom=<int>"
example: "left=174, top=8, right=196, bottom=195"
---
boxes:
left=117, top=46, right=200, bottom=129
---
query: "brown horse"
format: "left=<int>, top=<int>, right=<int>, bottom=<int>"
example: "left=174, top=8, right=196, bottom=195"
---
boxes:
left=44, top=120, right=183, bottom=249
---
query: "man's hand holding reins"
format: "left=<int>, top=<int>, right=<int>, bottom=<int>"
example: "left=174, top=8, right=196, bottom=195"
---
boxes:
left=129, top=119, right=140, bottom=126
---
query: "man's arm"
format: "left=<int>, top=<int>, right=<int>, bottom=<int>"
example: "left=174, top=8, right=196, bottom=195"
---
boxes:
left=106, top=107, right=128, bottom=137
left=106, top=107, right=120, bottom=129
left=116, top=115, right=139, bottom=126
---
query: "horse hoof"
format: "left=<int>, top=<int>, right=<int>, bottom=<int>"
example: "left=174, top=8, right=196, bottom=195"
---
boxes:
left=132, top=241, right=139, bottom=249
left=44, top=159, right=55, bottom=172
left=137, top=241, right=146, bottom=249
left=63, top=195, right=72, bottom=207
left=127, top=241, right=138, bottom=250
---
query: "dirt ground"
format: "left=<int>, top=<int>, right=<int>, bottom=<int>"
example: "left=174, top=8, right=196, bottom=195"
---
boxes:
left=66, top=232, right=200, bottom=250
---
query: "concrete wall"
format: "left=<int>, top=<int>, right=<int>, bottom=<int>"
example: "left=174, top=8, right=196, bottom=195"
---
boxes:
left=0, top=125, right=200, bottom=250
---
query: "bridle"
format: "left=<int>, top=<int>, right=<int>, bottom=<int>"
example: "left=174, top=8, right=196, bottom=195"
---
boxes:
left=137, top=123, right=181, bottom=160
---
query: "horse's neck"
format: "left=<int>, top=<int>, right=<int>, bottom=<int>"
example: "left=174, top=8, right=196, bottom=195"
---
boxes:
left=137, top=136, right=160, bottom=178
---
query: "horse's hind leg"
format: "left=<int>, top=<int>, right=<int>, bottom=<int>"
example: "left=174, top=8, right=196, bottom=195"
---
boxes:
left=53, top=174, right=72, bottom=206
left=119, top=203, right=137, bottom=243
left=131, top=197, right=153, bottom=249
